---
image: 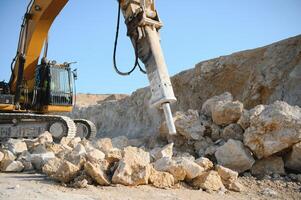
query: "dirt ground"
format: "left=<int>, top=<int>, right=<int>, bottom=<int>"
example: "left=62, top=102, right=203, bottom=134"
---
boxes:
left=0, top=172, right=300, bottom=200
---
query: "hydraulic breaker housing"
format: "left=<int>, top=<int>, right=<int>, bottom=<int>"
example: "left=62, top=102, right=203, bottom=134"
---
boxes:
left=120, top=0, right=177, bottom=134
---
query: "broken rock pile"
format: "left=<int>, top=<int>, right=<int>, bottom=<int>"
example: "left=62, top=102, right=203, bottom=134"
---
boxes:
left=0, top=132, right=243, bottom=192
left=0, top=92, right=300, bottom=193
left=159, top=92, right=301, bottom=178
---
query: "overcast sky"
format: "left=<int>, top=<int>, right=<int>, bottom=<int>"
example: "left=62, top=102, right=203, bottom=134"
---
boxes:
left=0, top=0, right=300, bottom=94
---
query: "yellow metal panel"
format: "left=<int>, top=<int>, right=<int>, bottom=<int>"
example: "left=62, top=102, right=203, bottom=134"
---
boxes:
left=42, top=105, right=73, bottom=113
left=11, top=0, right=69, bottom=93
left=0, top=104, right=15, bottom=111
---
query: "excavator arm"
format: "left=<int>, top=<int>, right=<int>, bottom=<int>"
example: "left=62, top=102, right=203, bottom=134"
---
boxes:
left=5, top=0, right=177, bottom=136
left=10, top=0, right=68, bottom=96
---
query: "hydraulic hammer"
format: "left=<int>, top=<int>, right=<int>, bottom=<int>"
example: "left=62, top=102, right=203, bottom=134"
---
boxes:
left=120, top=0, right=177, bottom=135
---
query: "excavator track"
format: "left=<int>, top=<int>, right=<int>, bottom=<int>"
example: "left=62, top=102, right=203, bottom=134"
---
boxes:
left=0, top=113, right=76, bottom=141
left=73, top=119, right=97, bottom=140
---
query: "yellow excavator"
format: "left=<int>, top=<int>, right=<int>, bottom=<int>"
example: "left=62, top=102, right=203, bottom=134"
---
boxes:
left=0, top=0, right=177, bottom=141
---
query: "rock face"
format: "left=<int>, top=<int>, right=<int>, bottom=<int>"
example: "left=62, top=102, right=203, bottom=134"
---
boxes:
left=244, top=101, right=301, bottom=159
left=112, top=147, right=151, bottom=186
left=69, top=35, right=301, bottom=139
left=215, top=139, right=255, bottom=173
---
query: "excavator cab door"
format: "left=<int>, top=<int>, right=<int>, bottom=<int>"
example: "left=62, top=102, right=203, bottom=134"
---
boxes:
left=35, top=62, right=73, bottom=110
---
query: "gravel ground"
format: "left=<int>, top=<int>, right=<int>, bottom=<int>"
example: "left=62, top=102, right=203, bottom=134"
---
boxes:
left=0, top=172, right=300, bottom=200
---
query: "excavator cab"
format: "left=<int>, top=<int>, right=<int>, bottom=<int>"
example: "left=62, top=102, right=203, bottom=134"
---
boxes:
left=34, top=61, right=74, bottom=112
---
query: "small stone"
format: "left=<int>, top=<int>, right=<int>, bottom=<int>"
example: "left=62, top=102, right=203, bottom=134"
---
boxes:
left=212, top=101, right=244, bottom=126
left=37, top=131, right=53, bottom=144
left=84, top=162, right=110, bottom=186
left=105, top=148, right=122, bottom=164
left=149, top=167, right=174, bottom=188
left=1, top=150, right=16, bottom=162
left=1, top=160, right=24, bottom=172
left=51, top=160, right=80, bottom=183
left=68, top=137, right=81, bottom=149
left=216, top=165, right=238, bottom=186
left=30, top=152, right=55, bottom=170
left=285, top=142, right=301, bottom=172
left=160, top=110, right=206, bottom=140
left=60, top=137, right=72, bottom=146
left=112, top=146, right=151, bottom=186
left=6, top=139, right=27, bottom=155
left=64, top=144, right=87, bottom=168
left=192, top=170, right=225, bottom=191
left=73, top=178, right=88, bottom=188
left=17, top=151, right=33, bottom=171
left=195, top=157, right=213, bottom=171
left=112, top=136, right=129, bottom=149
left=79, top=139, right=95, bottom=152
left=46, top=143, right=71, bottom=155
left=296, top=174, right=301, bottom=182
left=261, top=188, right=278, bottom=197
left=31, top=144, right=48, bottom=154
left=86, top=149, right=105, bottom=164
left=221, top=124, right=244, bottom=141
left=204, top=145, right=219, bottom=156
left=150, top=143, right=173, bottom=161
left=228, top=181, right=244, bottom=192
left=0, top=151, right=4, bottom=162
left=215, top=139, right=255, bottom=173
left=210, top=124, right=221, bottom=141
left=251, top=156, right=285, bottom=177
left=201, top=92, right=233, bottom=117
left=153, top=157, right=186, bottom=182
left=174, top=157, right=205, bottom=180
left=94, top=138, right=113, bottom=154
left=42, top=157, right=63, bottom=176
left=194, top=138, right=213, bottom=157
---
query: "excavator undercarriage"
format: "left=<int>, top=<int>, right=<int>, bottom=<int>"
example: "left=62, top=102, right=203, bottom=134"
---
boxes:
left=0, top=113, right=96, bottom=141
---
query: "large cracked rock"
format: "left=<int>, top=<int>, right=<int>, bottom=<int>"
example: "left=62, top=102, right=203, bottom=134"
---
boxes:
left=215, top=139, right=255, bottom=173
left=112, top=146, right=151, bottom=186
left=244, top=101, right=301, bottom=159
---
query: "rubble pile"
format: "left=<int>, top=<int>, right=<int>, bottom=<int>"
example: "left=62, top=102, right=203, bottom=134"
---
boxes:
left=0, top=92, right=300, bottom=193
left=159, top=92, right=301, bottom=179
